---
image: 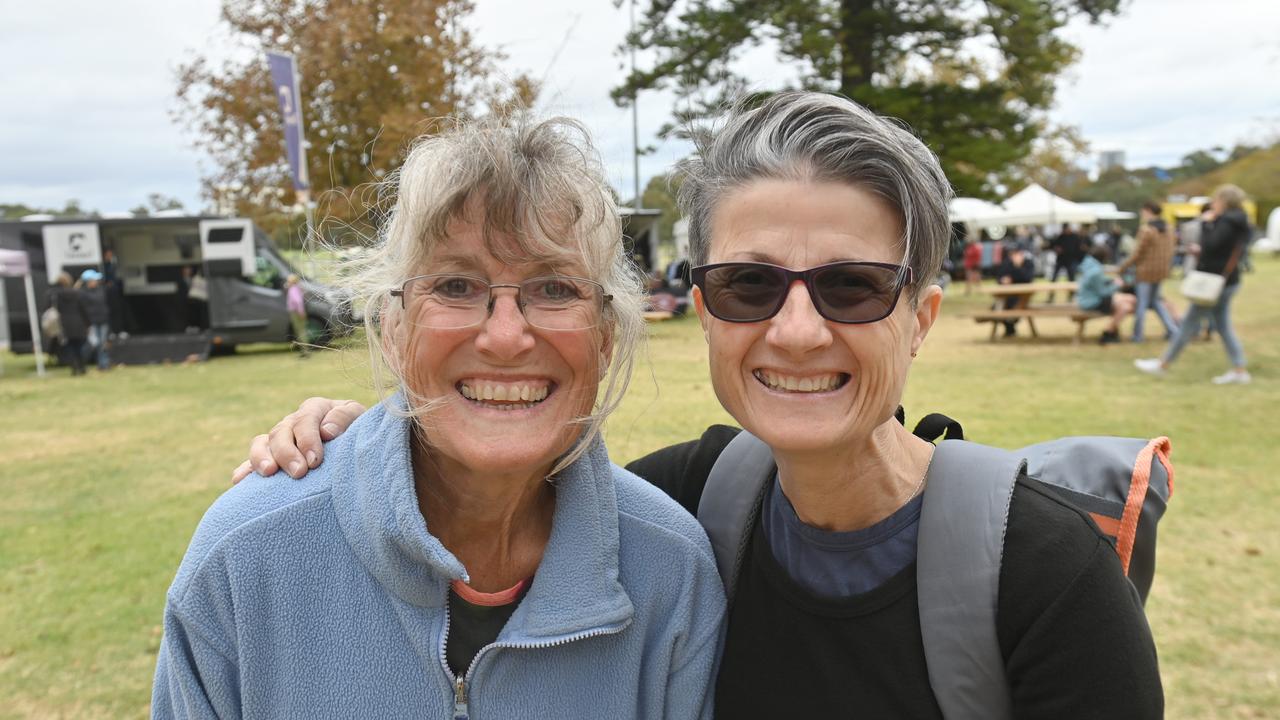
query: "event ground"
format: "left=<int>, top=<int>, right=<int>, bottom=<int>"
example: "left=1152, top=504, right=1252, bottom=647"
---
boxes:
left=2, top=257, right=1277, bottom=718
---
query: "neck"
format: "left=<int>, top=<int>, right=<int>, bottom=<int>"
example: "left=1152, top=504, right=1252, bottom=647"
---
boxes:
left=411, top=430, right=555, bottom=592
left=773, top=420, right=934, bottom=532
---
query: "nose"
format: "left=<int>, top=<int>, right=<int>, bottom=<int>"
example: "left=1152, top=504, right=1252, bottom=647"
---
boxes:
left=474, top=288, right=536, bottom=359
left=765, top=280, right=832, bottom=356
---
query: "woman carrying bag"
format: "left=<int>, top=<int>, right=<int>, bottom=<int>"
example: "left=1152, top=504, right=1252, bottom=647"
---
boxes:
left=1135, top=184, right=1251, bottom=383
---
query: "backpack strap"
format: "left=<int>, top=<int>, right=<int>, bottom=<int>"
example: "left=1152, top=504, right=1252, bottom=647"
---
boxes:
left=698, top=430, right=775, bottom=603
left=918, top=440, right=1023, bottom=720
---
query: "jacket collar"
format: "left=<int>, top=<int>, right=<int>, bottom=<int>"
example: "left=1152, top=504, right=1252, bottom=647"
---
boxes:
left=331, top=394, right=634, bottom=640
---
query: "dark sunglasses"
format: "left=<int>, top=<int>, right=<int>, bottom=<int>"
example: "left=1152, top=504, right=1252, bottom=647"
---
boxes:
left=691, top=261, right=912, bottom=324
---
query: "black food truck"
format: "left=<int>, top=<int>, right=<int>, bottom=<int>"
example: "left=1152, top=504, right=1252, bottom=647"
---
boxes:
left=0, top=214, right=354, bottom=363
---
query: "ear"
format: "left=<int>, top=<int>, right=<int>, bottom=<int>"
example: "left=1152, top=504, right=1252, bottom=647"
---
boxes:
left=692, top=285, right=711, bottom=343
left=910, top=284, right=944, bottom=357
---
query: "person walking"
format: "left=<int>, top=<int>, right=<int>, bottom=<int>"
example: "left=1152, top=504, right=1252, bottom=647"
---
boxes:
left=1135, top=184, right=1252, bottom=383
left=79, top=269, right=112, bottom=370
left=285, top=274, right=310, bottom=358
left=47, top=272, right=90, bottom=376
left=1119, top=202, right=1179, bottom=342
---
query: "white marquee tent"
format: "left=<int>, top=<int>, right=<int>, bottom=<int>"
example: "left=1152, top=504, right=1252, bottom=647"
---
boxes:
left=949, top=197, right=1006, bottom=224
left=0, top=248, right=45, bottom=377
left=962, top=183, right=1101, bottom=229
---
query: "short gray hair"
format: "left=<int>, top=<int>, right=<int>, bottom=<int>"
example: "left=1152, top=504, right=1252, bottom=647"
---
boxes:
left=1213, top=183, right=1247, bottom=210
left=341, top=113, right=647, bottom=474
left=676, top=92, right=953, bottom=299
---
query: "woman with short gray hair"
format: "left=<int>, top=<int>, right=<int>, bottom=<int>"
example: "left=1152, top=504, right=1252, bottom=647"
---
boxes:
left=241, top=91, right=1162, bottom=717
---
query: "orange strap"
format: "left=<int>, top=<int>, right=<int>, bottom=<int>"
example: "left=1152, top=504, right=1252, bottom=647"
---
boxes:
left=1115, top=437, right=1173, bottom=575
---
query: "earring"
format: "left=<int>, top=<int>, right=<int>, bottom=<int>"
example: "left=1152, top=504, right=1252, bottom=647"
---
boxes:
left=910, top=350, right=918, bottom=358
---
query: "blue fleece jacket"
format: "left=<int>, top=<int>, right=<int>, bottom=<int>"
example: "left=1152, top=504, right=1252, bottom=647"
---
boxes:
left=152, top=397, right=725, bottom=719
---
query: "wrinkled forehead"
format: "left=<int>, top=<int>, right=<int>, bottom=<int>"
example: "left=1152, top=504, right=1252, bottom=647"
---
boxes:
left=423, top=194, right=596, bottom=276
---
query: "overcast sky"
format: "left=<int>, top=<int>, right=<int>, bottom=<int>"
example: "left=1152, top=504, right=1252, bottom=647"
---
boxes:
left=1, top=0, right=1277, bottom=213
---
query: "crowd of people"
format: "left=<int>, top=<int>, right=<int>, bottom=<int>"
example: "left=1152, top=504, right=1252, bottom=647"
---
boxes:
left=958, top=188, right=1254, bottom=383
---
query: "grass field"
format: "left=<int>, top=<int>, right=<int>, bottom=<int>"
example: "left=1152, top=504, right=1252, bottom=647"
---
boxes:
left=2, top=256, right=1278, bottom=718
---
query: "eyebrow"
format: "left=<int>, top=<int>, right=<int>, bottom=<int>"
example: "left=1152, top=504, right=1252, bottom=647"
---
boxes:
left=726, top=251, right=868, bottom=266
left=429, top=254, right=485, bottom=272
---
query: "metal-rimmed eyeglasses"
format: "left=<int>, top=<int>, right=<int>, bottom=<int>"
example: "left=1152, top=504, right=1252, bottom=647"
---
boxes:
left=390, top=273, right=612, bottom=331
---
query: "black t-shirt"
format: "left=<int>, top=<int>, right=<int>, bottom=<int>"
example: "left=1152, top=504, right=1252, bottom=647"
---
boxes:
left=625, top=425, right=1164, bottom=718
left=445, top=580, right=530, bottom=678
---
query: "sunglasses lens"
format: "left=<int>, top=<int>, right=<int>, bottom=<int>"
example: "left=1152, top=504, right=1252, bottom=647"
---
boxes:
left=702, top=264, right=787, bottom=321
left=811, top=264, right=901, bottom=322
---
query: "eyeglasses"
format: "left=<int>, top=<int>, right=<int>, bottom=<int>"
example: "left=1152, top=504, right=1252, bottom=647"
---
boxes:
left=390, top=273, right=612, bottom=331
left=691, top=261, right=912, bottom=324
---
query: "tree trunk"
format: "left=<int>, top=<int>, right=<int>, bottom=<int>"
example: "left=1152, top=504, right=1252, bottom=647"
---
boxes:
left=838, top=0, right=880, bottom=94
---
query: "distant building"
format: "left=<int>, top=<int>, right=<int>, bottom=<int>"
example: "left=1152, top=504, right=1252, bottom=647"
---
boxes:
left=1097, top=150, right=1126, bottom=174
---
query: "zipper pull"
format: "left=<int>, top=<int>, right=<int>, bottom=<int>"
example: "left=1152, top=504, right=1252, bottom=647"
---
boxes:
left=453, top=675, right=469, bottom=720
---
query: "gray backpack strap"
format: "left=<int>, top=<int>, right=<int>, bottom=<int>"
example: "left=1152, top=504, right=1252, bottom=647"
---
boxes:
left=698, top=430, right=775, bottom=602
left=918, top=440, right=1023, bottom=720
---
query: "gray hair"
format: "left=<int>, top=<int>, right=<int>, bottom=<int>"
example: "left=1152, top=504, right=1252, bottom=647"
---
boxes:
left=676, top=92, right=953, bottom=299
left=341, top=113, right=647, bottom=475
left=1213, top=183, right=1247, bottom=210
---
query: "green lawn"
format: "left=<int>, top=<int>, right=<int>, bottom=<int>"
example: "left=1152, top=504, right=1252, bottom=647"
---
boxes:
left=2, top=256, right=1277, bottom=718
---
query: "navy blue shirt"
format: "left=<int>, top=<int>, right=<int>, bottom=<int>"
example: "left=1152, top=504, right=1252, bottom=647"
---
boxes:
left=762, top=477, right=923, bottom=600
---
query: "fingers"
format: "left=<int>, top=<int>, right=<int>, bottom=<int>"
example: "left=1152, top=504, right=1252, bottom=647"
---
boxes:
left=267, top=418, right=310, bottom=479
left=248, top=432, right=279, bottom=478
left=320, top=400, right=366, bottom=441
left=231, top=460, right=253, bottom=485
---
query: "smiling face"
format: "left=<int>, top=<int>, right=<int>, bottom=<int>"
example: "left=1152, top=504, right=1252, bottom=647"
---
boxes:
left=695, top=179, right=941, bottom=455
left=387, top=212, right=608, bottom=480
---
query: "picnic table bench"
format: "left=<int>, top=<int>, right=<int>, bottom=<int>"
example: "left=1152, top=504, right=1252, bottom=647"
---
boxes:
left=972, top=282, right=1105, bottom=343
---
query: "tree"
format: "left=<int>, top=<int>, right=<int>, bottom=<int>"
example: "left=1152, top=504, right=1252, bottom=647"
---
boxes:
left=129, top=193, right=185, bottom=217
left=175, top=0, right=536, bottom=237
left=613, top=0, right=1124, bottom=197
left=1000, top=122, right=1091, bottom=197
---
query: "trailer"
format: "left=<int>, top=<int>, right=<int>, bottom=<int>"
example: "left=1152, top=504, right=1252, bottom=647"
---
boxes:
left=0, top=215, right=353, bottom=364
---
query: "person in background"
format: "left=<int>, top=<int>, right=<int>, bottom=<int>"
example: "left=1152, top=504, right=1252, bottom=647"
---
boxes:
left=47, top=272, right=90, bottom=376
left=1135, top=184, right=1252, bottom=384
left=102, top=247, right=126, bottom=333
left=1077, top=245, right=1135, bottom=345
left=1118, top=202, right=1179, bottom=342
left=79, top=269, right=112, bottom=371
left=996, top=242, right=1036, bottom=337
left=284, top=274, right=310, bottom=358
left=1048, top=224, right=1085, bottom=302
left=962, top=234, right=982, bottom=295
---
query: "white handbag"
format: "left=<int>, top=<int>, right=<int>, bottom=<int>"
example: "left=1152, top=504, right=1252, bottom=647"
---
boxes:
left=1180, top=231, right=1245, bottom=307
left=1180, top=270, right=1225, bottom=306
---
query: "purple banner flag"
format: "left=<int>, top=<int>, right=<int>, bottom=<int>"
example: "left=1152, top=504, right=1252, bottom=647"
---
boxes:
left=267, top=51, right=310, bottom=191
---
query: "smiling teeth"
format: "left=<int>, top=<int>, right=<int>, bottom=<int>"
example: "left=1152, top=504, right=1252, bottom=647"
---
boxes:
left=459, top=382, right=549, bottom=404
left=754, top=370, right=844, bottom=393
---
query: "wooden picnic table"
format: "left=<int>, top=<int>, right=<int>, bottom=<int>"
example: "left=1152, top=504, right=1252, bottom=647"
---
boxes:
left=972, top=281, right=1105, bottom=343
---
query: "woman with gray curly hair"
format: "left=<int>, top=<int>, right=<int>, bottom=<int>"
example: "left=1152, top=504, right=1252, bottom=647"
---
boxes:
left=152, top=114, right=726, bottom=719
left=240, top=92, right=1161, bottom=717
